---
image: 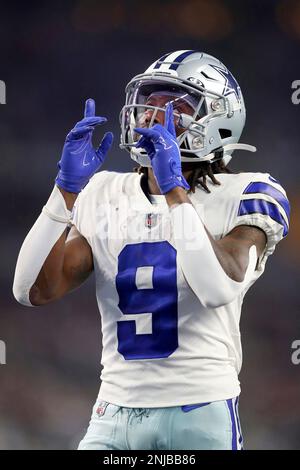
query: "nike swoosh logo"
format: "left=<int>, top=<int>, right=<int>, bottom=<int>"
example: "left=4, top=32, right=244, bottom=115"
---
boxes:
left=82, top=151, right=90, bottom=166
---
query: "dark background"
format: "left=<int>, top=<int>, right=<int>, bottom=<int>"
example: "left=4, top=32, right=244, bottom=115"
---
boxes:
left=0, top=0, right=299, bottom=449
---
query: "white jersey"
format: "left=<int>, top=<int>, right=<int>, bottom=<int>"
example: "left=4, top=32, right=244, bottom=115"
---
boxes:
left=72, top=170, right=289, bottom=407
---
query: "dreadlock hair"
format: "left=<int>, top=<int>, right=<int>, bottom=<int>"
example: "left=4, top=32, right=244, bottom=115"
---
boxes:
left=133, top=158, right=233, bottom=194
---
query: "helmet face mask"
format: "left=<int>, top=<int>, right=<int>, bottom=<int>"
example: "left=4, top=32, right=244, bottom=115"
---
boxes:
left=120, top=51, right=255, bottom=167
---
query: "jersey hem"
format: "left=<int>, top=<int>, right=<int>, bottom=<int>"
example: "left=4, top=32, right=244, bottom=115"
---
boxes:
left=97, top=387, right=241, bottom=408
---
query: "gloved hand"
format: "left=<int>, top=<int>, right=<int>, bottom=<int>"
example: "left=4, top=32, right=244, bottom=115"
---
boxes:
left=134, top=102, right=190, bottom=194
left=55, top=98, right=113, bottom=193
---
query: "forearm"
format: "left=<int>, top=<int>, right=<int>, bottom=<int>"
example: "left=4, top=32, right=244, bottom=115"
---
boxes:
left=165, top=186, right=191, bottom=208
left=13, top=99, right=113, bottom=306
left=13, top=186, right=75, bottom=306
left=58, top=187, right=78, bottom=210
left=166, top=194, right=257, bottom=308
left=29, top=229, right=69, bottom=305
left=38, top=188, right=79, bottom=299
left=165, top=187, right=249, bottom=282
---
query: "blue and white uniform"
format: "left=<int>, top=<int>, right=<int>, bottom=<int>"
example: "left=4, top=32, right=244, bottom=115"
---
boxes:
left=73, top=170, right=289, bottom=450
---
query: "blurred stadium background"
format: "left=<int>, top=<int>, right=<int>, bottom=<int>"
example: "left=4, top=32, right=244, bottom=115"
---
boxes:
left=0, top=0, right=299, bottom=449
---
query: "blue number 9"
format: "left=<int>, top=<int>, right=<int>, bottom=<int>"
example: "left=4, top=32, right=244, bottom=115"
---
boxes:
left=116, top=241, right=178, bottom=360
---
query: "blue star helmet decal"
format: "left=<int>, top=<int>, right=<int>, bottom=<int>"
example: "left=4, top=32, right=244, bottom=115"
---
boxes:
left=210, top=64, right=241, bottom=101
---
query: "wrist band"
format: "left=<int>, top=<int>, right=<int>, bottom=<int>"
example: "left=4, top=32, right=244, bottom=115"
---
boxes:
left=42, top=206, right=71, bottom=224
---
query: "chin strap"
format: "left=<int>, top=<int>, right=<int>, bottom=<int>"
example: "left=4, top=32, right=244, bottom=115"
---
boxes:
left=132, top=143, right=257, bottom=167
left=222, top=143, right=257, bottom=153
left=181, top=143, right=257, bottom=163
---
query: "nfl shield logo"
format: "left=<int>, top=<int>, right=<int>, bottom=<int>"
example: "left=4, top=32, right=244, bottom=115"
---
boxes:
left=96, top=401, right=108, bottom=417
left=145, top=213, right=158, bottom=229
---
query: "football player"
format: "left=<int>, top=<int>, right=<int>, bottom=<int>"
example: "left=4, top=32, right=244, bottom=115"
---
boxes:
left=13, top=50, right=290, bottom=450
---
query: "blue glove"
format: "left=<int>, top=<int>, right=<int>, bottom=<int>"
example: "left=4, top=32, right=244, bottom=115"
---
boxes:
left=134, top=102, right=190, bottom=194
left=55, top=98, right=113, bottom=193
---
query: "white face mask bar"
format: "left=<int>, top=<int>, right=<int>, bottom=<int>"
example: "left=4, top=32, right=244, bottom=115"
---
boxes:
left=120, top=76, right=213, bottom=152
left=120, top=104, right=166, bottom=149
left=170, top=203, right=257, bottom=309
left=12, top=186, right=72, bottom=306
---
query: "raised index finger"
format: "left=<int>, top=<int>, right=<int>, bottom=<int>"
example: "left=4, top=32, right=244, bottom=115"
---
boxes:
left=164, top=102, right=176, bottom=137
left=84, top=98, right=95, bottom=118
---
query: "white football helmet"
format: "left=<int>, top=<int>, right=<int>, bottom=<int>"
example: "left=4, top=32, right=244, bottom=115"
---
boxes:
left=120, top=50, right=256, bottom=167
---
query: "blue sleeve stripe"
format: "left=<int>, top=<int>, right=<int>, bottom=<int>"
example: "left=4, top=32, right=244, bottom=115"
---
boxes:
left=238, top=199, right=289, bottom=236
left=243, top=182, right=290, bottom=220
